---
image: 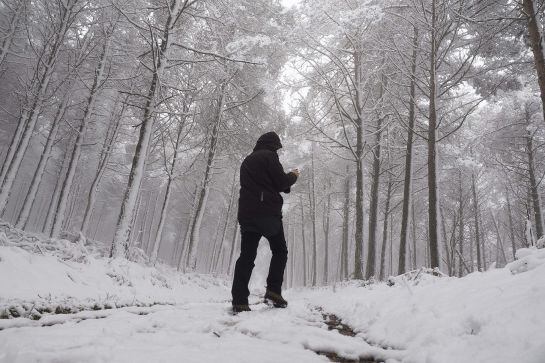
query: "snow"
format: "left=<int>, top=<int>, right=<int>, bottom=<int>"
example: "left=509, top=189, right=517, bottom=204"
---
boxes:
left=299, top=259, right=545, bottom=363
left=1, top=226, right=545, bottom=362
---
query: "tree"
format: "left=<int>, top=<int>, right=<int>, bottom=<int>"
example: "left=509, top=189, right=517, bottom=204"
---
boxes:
left=111, top=0, right=197, bottom=258
left=521, top=0, right=545, bottom=125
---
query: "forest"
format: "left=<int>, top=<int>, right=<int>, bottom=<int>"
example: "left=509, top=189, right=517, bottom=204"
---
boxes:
left=0, top=0, right=544, bottom=286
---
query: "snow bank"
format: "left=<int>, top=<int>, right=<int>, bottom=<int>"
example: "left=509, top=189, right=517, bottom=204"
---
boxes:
left=508, top=246, right=545, bottom=274
left=293, top=247, right=545, bottom=363
left=0, top=223, right=229, bottom=321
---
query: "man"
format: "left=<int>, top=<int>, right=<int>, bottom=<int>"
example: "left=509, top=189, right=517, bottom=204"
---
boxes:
left=231, top=131, right=299, bottom=313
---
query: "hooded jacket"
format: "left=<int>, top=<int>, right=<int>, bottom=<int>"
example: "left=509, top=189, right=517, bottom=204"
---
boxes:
left=237, top=132, right=297, bottom=221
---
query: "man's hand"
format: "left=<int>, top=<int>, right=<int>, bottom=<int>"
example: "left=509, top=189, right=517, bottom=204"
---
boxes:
left=291, top=168, right=300, bottom=178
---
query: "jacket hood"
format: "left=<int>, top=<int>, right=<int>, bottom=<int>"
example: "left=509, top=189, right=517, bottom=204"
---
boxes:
left=253, top=131, right=283, bottom=151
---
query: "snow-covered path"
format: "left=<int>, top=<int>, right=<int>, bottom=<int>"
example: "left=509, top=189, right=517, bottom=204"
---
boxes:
left=0, top=298, right=400, bottom=363
left=2, top=242, right=545, bottom=363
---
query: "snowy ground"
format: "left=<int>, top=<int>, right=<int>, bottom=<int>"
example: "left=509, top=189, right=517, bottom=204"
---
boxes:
left=1, top=227, right=545, bottom=363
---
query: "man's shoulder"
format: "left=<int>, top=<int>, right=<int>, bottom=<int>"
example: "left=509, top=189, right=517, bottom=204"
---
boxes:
left=246, top=149, right=276, bottom=161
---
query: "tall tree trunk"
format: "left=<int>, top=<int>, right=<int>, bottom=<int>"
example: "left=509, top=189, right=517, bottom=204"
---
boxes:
left=526, top=111, right=544, bottom=239
left=505, top=186, right=517, bottom=260
left=471, top=172, right=483, bottom=271
left=150, top=173, right=178, bottom=265
left=379, top=172, right=392, bottom=281
left=176, top=184, right=199, bottom=268
left=81, top=98, right=125, bottom=234
left=366, top=75, right=386, bottom=280
left=322, top=183, right=331, bottom=285
left=427, top=0, right=440, bottom=269
left=309, top=148, right=317, bottom=286
left=208, top=210, right=225, bottom=272
left=0, top=0, right=77, bottom=213
left=398, top=26, right=418, bottom=275
left=51, top=37, right=110, bottom=238
left=353, top=51, right=365, bottom=280
left=111, top=1, right=186, bottom=258
left=522, top=0, right=545, bottom=125
left=491, top=212, right=507, bottom=267
left=458, top=171, right=465, bottom=277
left=43, top=139, right=73, bottom=235
left=212, top=172, right=237, bottom=272
left=411, top=199, right=417, bottom=269
left=289, top=217, right=295, bottom=287
left=15, top=95, right=70, bottom=229
left=480, top=213, right=487, bottom=270
left=300, top=195, right=307, bottom=286
left=0, top=0, right=24, bottom=73
left=63, top=180, right=80, bottom=231
left=184, top=84, right=225, bottom=270
left=129, top=189, right=146, bottom=248
left=227, top=202, right=239, bottom=274
left=144, top=191, right=161, bottom=253
left=440, top=206, right=451, bottom=275
left=341, top=168, right=350, bottom=280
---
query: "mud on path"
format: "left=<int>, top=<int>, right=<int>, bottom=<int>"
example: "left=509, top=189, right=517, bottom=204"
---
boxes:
left=314, top=309, right=394, bottom=363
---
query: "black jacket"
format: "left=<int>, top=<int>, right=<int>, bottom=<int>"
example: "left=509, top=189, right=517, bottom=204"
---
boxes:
left=237, top=132, right=297, bottom=221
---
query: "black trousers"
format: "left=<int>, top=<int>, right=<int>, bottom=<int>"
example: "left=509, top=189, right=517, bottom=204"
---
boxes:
left=231, top=216, right=288, bottom=305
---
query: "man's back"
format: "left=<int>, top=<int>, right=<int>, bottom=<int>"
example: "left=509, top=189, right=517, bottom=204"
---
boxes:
left=231, top=131, right=299, bottom=312
left=237, top=132, right=297, bottom=221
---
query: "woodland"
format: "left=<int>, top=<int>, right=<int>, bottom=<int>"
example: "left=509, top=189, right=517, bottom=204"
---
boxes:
left=0, top=0, right=544, bottom=285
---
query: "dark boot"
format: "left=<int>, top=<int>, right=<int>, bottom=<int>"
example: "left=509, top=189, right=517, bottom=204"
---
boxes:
left=232, top=304, right=251, bottom=314
left=264, top=290, right=288, bottom=308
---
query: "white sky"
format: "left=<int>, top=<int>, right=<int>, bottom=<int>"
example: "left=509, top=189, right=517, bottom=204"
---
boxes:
left=280, top=0, right=300, bottom=8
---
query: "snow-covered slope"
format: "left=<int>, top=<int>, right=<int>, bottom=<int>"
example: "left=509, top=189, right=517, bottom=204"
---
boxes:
left=294, top=247, right=545, bottom=363
left=1, top=223, right=544, bottom=363
left=0, top=224, right=230, bottom=320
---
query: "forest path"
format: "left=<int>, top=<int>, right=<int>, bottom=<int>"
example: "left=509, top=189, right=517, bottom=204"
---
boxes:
left=0, top=298, right=403, bottom=363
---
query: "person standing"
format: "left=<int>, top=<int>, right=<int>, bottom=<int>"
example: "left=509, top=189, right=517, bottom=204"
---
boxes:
left=231, top=131, right=299, bottom=313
